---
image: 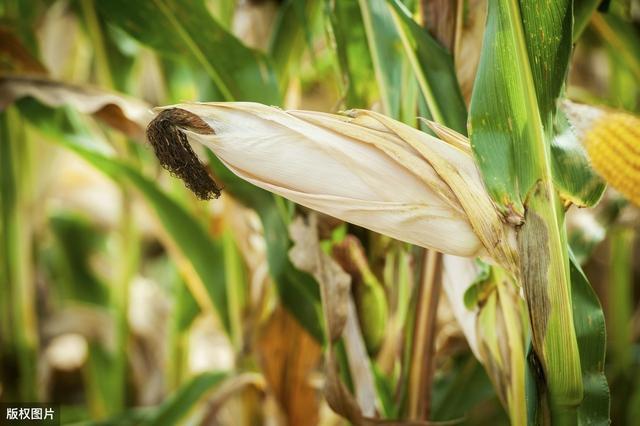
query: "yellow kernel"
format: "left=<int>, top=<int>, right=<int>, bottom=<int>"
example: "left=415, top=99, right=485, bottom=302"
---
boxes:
left=585, top=112, right=640, bottom=206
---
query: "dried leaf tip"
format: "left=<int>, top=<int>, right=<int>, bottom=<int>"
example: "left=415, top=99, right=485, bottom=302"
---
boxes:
left=146, top=107, right=222, bottom=200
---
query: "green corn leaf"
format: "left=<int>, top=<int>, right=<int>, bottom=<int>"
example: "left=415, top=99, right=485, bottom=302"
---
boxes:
left=326, top=0, right=377, bottom=109
left=550, top=112, right=605, bottom=207
left=357, top=0, right=405, bottom=118
left=144, top=372, right=227, bottom=426
left=15, top=98, right=233, bottom=335
left=431, top=354, right=501, bottom=422
left=84, top=342, right=122, bottom=418
left=0, top=108, right=39, bottom=402
left=48, top=213, right=109, bottom=306
left=269, top=0, right=321, bottom=90
left=467, top=0, right=608, bottom=421
left=80, top=373, right=239, bottom=425
left=521, top=197, right=611, bottom=424
left=592, top=12, right=640, bottom=82
left=62, top=143, right=233, bottom=335
left=386, top=0, right=467, bottom=133
left=207, top=0, right=236, bottom=29
left=469, top=0, right=597, bottom=215
left=75, top=0, right=136, bottom=93
left=570, top=253, right=610, bottom=425
left=95, top=0, right=281, bottom=104
left=573, top=0, right=601, bottom=40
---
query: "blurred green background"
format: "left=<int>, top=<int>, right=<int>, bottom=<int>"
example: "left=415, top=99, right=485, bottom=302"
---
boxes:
left=0, top=0, right=639, bottom=425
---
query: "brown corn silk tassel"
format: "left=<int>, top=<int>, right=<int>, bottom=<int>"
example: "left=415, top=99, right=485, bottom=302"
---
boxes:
left=146, top=108, right=222, bottom=200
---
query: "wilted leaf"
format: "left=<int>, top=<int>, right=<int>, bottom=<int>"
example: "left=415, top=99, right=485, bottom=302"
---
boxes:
left=453, top=0, right=486, bottom=105
left=256, top=307, right=322, bottom=426
left=289, top=214, right=351, bottom=342
left=289, top=215, right=432, bottom=425
left=287, top=215, right=373, bottom=421
left=325, top=352, right=366, bottom=424
left=338, top=297, right=381, bottom=418
left=0, top=75, right=152, bottom=137
left=421, top=119, right=472, bottom=154
left=421, top=0, right=458, bottom=50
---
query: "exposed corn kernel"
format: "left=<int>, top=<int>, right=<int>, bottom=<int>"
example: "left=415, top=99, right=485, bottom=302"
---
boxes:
left=585, top=112, right=640, bottom=206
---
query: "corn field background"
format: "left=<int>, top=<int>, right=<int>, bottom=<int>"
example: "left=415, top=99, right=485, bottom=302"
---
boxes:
left=0, top=0, right=639, bottom=425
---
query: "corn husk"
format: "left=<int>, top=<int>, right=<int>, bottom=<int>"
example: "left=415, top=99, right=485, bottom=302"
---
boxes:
left=146, top=102, right=518, bottom=270
left=565, top=100, right=640, bottom=206
left=442, top=256, right=527, bottom=425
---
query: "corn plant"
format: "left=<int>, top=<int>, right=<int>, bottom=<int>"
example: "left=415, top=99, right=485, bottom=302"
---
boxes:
left=1, top=0, right=639, bottom=425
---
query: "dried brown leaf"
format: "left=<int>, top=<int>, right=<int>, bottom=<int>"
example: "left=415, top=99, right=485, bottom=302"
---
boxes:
left=200, top=373, right=267, bottom=424
left=255, top=307, right=322, bottom=426
left=0, top=27, right=47, bottom=74
left=324, top=352, right=365, bottom=425
left=421, top=0, right=459, bottom=50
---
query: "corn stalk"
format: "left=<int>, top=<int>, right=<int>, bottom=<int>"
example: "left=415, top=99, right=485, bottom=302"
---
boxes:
left=467, top=0, right=605, bottom=423
left=0, top=108, right=39, bottom=402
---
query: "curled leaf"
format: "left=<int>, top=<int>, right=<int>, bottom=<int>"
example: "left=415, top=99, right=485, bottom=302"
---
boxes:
left=0, top=75, right=153, bottom=137
left=289, top=214, right=350, bottom=342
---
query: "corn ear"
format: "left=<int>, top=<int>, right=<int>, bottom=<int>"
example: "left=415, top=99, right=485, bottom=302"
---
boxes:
left=565, top=100, right=640, bottom=206
left=146, top=102, right=519, bottom=269
left=584, top=112, right=640, bottom=206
